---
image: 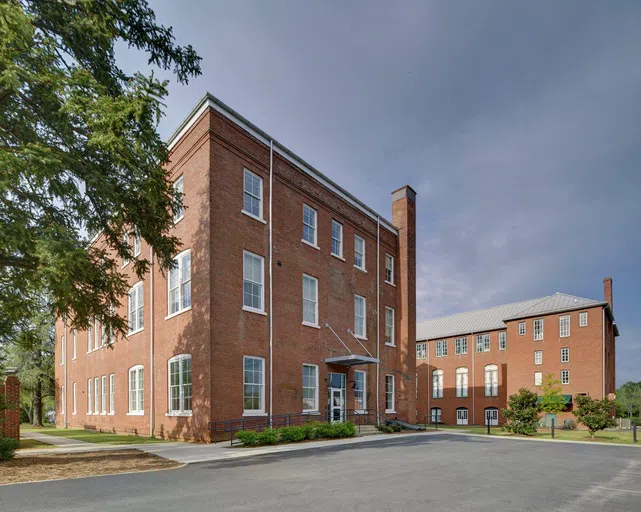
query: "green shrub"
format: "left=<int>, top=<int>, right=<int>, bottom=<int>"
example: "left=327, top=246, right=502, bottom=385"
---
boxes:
left=236, top=430, right=259, bottom=447
left=257, top=428, right=279, bottom=445
left=0, top=437, right=20, bottom=461
left=562, top=419, right=577, bottom=430
left=378, top=424, right=393, bottom=433
left=314, top=422, right=335, bottom=439
left=573, top=395, right=616, bottom=438
left=279, top=426, right=306, bottom=443
left=390, top=423, right=402, bottom=432
left=502, top=388, right=541, bottom=435
left=301, top=422, right=319, bottom=440
left=330, top=421, right=356, bottom=438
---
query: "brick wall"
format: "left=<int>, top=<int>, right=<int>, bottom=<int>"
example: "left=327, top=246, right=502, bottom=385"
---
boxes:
left=1, top=376, right=20, bottom=440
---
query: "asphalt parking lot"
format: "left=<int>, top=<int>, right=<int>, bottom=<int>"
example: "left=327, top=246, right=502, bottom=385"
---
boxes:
left=2, top=433, right=640, bottom=511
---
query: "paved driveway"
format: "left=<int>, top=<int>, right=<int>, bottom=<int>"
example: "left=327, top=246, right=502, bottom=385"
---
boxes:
left=2, top=433, right=640, bottom=511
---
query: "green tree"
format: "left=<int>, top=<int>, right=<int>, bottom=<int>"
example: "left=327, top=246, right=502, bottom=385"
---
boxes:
left=615, top=381, right=641, bottom=418
left=539, top=373, right=566, bottom=415
left=0, top=0, right=201, bottom=340
left=502, top=388, right=541, bottom=435
left=573, top=394, right=616, bottom=438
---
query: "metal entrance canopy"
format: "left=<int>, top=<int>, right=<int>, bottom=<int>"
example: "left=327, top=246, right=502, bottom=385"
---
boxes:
left=325, top=354, right=379, bottom=367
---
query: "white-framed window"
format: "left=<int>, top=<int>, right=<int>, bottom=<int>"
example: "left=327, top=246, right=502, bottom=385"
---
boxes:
left=559, top=315, right=570, bottom=337
left=431, top=407, right=442, bottom=424
left=476, top=333, right=490, bottom=352
left=416, top=342, right=427, bottom=360
left=168, top=250, right=192, bottom=316
left=109, top=374, right=115, bottom=414
left=498, top=332, right=507, bottom=350
left=533, top=319, right=544, bottom=341
left=94, top=377, right=100, bottom=414
left=518, top=322, right=526, bottom=336
left=61, top=335, right=65, bottom=364
left=385, top=254, right=394, bottom=285
left=354, top=235, right=366, bottom=270
left=87, top=378, right=92, bottom=415
left=484, top=364, right=498, bottom=397
left=169, top=354, right=192, bottom=414
left=128, top=365, right=144, bottom=414
left=534, top=350, right=543, bottom=365
left=173, top=175, right=184, bottom=223
left=432, top=369, right=444, bottom=399
left=354, top=370, right=366, bottom=411
left=87, top=324, right=93, bottom=353
left=436, top=339, right=448, bottom=357
left=72, top=382, right=77, bottom=415
left=123, top=231, right=130, bottom=266
left=243, top=169, right=263, bottom=220
left=385, top=374, right=395, bottom=412
left=94, top=317, right=100, bottom=351
left=385, top=307, right=395, bottom=346
left=331, top=220, right=343, bottom=258
left=243, top=356, right=265, bottom=415
left=455, top=337, right=468, bottom=355
left=133, top=227, right=141, bottom=257
left=561, top=369, right=570, bottom=385
left=302, top=274, right=318, bottom=326
left=534, top=371, right=543, bottom=386
left=243, top=251, right=264, bottom=313
left=72, top=329, right=77, bottom=360
left=302, top=364, right=318, bottom=412
left=101, top=375, right=107, bottom=414
left=302, top=204, right=317, bottom=247
left=128, top=282, right=144, bottom=334
left=561, top=347, right=570, bottom=363
left=456, top=367, right=468, bottom=398
left=61, top=385, right=65, bottom=414
left=354, top=295, right=366, bottom=338
left=579, top=311, right=588, bottom=327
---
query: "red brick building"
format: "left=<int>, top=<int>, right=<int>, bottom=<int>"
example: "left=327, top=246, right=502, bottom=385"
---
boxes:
left=416, top=278, right=618, bottom=427
left=54, top=93, right=417, bottom=441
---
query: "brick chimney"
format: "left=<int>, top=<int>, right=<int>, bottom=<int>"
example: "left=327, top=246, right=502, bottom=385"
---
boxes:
left=603, top=277, right=613, bottom=310
left=391, top=185, right=417, bottom=423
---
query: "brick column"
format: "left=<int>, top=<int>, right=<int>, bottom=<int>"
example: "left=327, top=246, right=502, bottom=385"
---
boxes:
left=392, top=185, right=417, bottom=423
left=1, top=376, right=20, bottom=440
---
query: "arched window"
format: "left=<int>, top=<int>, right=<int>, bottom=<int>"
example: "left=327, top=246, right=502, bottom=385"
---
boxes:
left=485, top=407, right=499, bottom=426
left=432, top=369, right=443, bottom=399
left=484, top=364, right=498, bottom=397
left=456, top=407, right=469, bottom=425
left=456, top=367, right=468, bottom=398
left=128, top=365, right=144, bottom=414
left=431, top=407, right=442, bottom=424
left=168, top=354, right=192, bottom=414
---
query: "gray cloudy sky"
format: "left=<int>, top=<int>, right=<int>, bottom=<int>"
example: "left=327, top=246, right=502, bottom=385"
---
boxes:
left=121, top=1, right=641, bottom=385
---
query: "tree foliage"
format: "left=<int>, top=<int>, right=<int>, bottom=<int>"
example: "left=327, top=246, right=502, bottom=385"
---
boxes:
left=573, top=394, right=616, bottom=438
left=502, top=387, right=541, bottom=435
left=0, top=0, right=201, bottom=340
left=539, top=373, right=566, bottom=414
left=615, top=381, right=641, bottom=418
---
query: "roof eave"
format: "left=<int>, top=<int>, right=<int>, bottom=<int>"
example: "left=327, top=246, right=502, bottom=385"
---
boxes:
left=502, top=302, right=609, bottom=322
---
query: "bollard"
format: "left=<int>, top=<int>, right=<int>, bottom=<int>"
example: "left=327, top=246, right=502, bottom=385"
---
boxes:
left=634, top=420, right=637, bottom=443
left=551, top=418, right=555, bottom=439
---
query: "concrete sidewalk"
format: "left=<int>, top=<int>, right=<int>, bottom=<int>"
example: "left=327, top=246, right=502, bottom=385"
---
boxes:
left=21, top=431, right=94, bottom=448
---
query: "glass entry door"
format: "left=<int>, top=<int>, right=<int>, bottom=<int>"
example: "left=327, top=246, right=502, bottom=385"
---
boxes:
left=328, top=373, right=346, bottom=423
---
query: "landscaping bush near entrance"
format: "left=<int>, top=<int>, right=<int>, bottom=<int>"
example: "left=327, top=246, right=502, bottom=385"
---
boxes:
left=235, top=421, right=356, bottom=447
left=0, top=437, right=20, bottom=461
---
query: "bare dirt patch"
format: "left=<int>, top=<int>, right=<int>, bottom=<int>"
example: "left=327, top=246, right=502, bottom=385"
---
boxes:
left=0, top=449, right=181, bottom=485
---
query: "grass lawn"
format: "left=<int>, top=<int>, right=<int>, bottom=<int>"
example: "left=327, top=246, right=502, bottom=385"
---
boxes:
left=437, top=425, right=639, bottom=445
left=18, top=439, right=56, bottom=450
left=22, top=426, right=166, bottom=445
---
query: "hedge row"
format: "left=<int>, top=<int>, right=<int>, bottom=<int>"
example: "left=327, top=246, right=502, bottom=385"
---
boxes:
left=235, top=421, right=357, bottom=447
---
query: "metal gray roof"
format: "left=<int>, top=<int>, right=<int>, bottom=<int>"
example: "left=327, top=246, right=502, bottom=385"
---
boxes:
left=416, top=293, right=606, bottom=341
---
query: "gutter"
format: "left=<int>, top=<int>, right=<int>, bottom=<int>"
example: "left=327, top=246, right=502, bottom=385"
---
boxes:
left=149, top=247, right=154, bottom=437
left=376, top=217, right=380, bottom=425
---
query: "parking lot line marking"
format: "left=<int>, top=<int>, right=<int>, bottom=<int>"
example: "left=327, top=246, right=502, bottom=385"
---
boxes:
left=595, top=486, right=641, bottom=495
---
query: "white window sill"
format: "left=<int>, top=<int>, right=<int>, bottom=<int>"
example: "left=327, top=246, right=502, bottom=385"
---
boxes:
left=302, top=321, right=320, bottom=330
left=174, top=215, right=184, bottom=226
left=72, top=357, right=77, bottom=361
left=165, top=306, right=192, bottom=321
left=166, top=411, right=193, bottom=417
left=301, top=239, right=320, bottom=250
left=87, top=412, right=92, bottom=416
left=108, top=412, right=115, bottom=416
left=303, top=410, right=321, bottom=416
left=72, top=412, right=77, bottom=416
left=355, top=266, right=367, bottom=273
left=127, top=412, right=145, bottom=416
left=241, top=209, right=266, bottom=224
left=128, top=327, right=144, bottom=337
left=354, top=335, right=368, bottom=341
left=385, top=343, right=396, bottom=348
left=331, top=253, right=345, bottom=262
left=385, top=410, right=396, bottom=414
left=122, top=261, right=130, bottom=269
left=243, top=306, right=267, bottom=316
left=385, top=280, right=396, bottom=287
left=243, top=411, right=267, bottom=417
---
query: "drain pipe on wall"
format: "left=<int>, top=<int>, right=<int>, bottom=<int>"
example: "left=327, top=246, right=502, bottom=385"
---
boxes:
left=63, top=317, right=68, bottom=428
left=149, top=247, right=155, bottom=437
left=269, top=140, right=274, bottom=424
left=376, top=217, right=380, bottom=425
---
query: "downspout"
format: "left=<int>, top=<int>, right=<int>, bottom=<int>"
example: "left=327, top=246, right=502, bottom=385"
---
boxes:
left=269, top=140, right=274, bottom=423
left=472, top=333, right=475, bottom=425
left=63, top=318, right=68, bottom=428
left=376, top=217, right=380, bottom=425
left=427, top=341, right=430, bottom=421
left=602, top=308, right=605, bottom=399
left=150, top=247, right=154, bottom=437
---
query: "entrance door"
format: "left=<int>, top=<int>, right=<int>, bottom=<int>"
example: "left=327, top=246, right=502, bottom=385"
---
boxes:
left=330, top=388, right=345, bottom=423
left=456, top=408, right=468, bottom=425
left=485, top=408, right=499, bottom=426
